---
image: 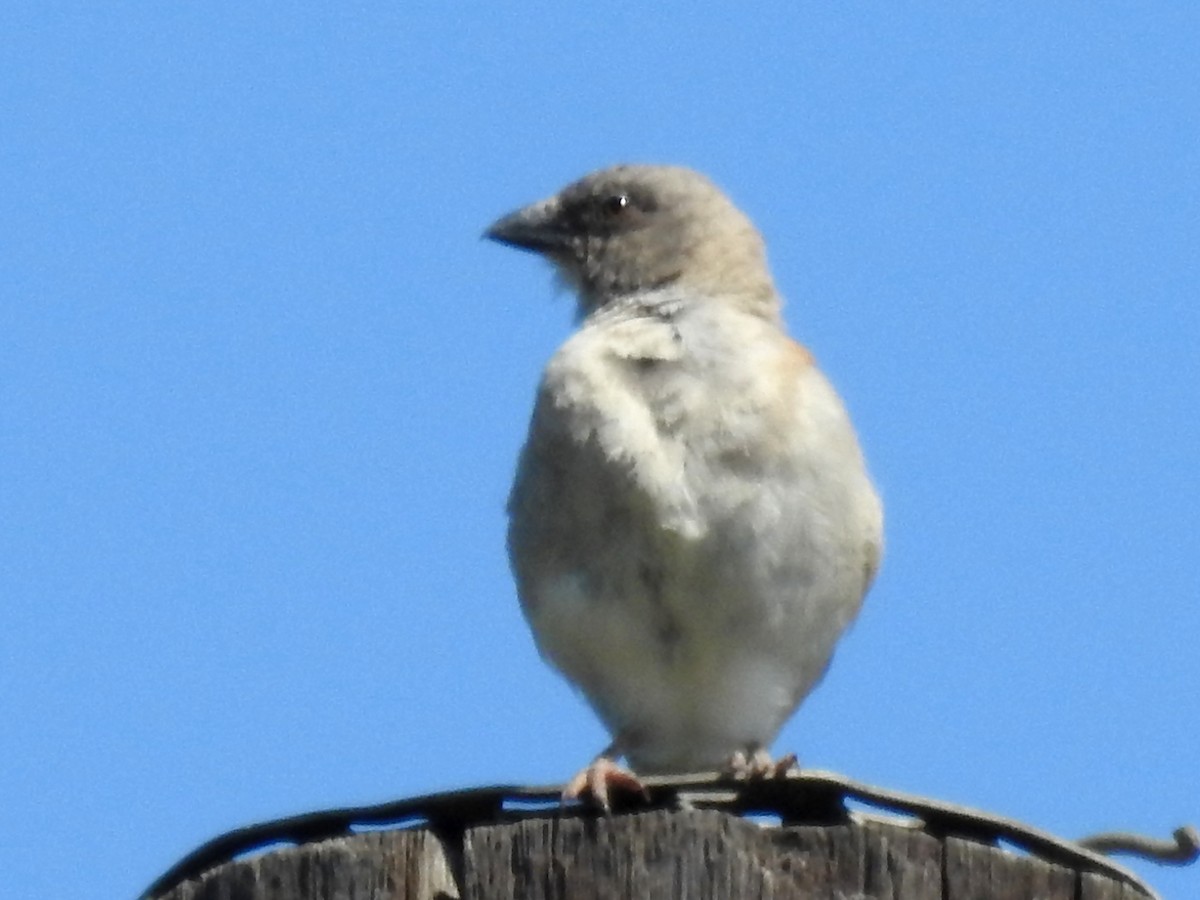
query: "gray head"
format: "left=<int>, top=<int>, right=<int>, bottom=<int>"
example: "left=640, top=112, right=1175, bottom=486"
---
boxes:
left=485, top=165, right=778, bottom=317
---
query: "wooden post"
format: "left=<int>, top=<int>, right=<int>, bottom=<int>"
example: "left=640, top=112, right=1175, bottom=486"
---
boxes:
left=153, top=807, right=1150, bottom=900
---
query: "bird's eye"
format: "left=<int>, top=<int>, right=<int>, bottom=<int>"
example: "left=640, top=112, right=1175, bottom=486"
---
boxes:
left=603, top=194, right=630, bottom=215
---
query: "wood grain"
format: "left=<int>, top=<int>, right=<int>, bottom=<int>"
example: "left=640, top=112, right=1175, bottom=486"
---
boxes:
left=156, top=808, right=1154, bottom=900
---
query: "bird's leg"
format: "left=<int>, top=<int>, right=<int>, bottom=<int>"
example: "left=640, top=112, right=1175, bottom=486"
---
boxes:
left=562, top=740, right=648, bottom=812
left=724, top=744, right=799, bottom=779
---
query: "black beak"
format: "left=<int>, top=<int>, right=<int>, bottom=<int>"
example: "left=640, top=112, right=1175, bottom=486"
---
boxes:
left=483, top=198, right=567, bottom=254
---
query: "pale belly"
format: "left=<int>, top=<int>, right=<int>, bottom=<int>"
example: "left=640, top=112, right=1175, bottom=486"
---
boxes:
left=524, top=520, right=861, bottom=773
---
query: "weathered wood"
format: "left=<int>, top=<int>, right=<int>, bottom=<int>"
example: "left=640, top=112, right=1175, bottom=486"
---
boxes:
left=944, top=835, right=1074, bottom=900
left=1080, top=870, right=1153, bottom=900
left=155, top=809, right=1152, bottom=900
left=159, top=829, right=459, bottom=900
left=142, top=772, right=1167, bottom=898
left=463, top=809, right=942, bottom=899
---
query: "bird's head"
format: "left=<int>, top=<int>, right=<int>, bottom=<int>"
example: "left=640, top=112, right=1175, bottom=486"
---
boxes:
left=485, top=165, right=778, bottom=318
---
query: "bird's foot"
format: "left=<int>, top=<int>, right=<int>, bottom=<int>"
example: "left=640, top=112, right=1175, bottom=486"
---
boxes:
left=724, top=747, right=798, bottom=780
left=562, top=755, right=648, bottom=812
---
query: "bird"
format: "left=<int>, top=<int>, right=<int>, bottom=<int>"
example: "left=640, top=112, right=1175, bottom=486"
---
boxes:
left=484, top=164, right=883, bottom=809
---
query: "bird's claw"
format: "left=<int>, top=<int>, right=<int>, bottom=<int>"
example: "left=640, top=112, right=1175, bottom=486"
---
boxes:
left=563, top=756, right=649, bottom=812
left=725, top=748, right=798, bottom=780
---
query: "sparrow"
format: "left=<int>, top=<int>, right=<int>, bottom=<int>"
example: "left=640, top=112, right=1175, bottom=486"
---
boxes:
left=485, top=165, right=883, bottom=808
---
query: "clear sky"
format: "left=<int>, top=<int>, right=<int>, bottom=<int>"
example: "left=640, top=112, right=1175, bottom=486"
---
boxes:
left=2, top=5, right=1197, bottom=898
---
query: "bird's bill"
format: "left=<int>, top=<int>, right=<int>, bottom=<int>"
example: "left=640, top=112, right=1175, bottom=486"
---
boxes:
left=483, top=198, right=567, bottom=254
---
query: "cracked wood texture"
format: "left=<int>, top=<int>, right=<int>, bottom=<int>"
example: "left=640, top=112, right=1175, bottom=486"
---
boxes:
left=157, top=809, right=1149, bottom=900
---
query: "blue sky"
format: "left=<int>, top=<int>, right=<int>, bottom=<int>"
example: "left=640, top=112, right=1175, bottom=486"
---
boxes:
left=2, top=5, right=1197, bottom=898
